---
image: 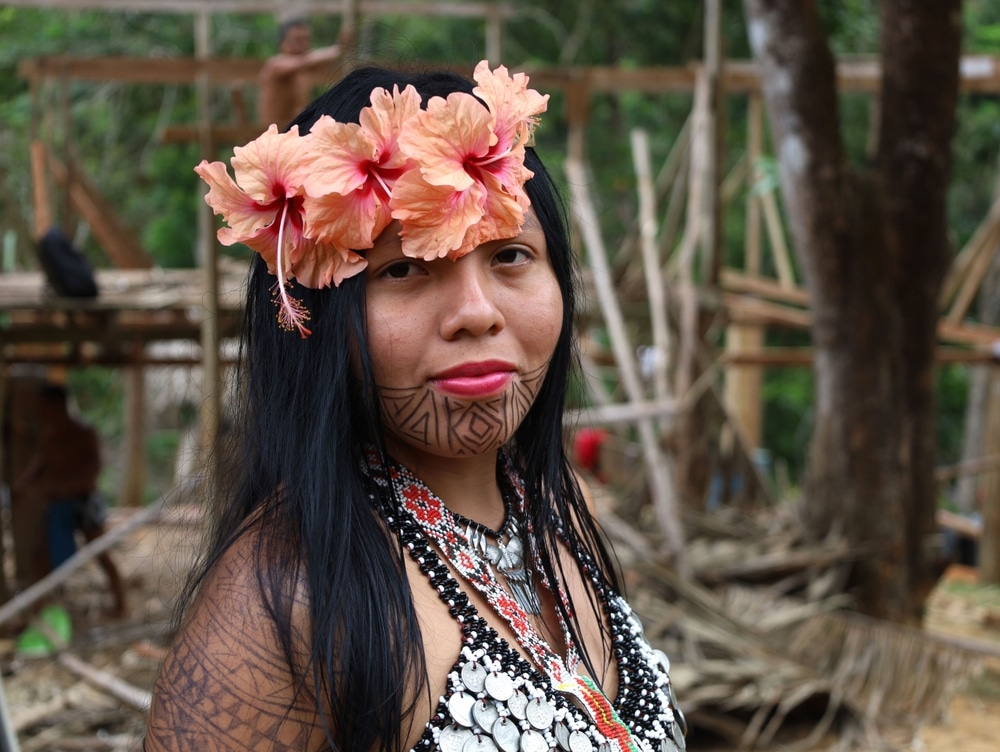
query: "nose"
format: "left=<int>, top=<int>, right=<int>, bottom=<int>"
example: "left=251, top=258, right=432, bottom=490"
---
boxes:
left=439, top=260, right=505, bottom=340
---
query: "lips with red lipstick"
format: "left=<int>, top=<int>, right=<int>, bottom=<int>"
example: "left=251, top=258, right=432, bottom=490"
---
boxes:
left=430, top=360, right=516, bottom=398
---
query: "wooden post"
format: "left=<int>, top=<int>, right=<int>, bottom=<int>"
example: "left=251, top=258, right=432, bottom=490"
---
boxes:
left=196, top=10, right=222, bottom=500
left=980, top=369, right=1000, bottom=584
left=121, top=362, right=146, bottom=507
left=700, top=0, right=723, bottom=287
left=485, top=3, right=502, bottom=64
left=0, top=354, right=10, bottom=602
left=565, top=76, right=589, bottom=167
left=723, top=93, right=765, bottom=450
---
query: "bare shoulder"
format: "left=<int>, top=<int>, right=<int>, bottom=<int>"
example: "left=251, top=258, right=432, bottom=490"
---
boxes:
left=573, top=469, right=599, bottom=518
left=144, top=528, right=327, bottom=751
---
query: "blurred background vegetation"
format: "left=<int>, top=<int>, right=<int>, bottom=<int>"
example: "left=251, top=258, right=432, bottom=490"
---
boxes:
left=1, top=0, right=999, bottom=502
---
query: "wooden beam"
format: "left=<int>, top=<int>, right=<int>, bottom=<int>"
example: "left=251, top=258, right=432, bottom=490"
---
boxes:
left=721, top=346, right=1000, bottom=367
left=45, top=147, right=153, bottom=269
left=19, top=56, right=1000, bottom=94
left=4, top=0, right=516, bottom=18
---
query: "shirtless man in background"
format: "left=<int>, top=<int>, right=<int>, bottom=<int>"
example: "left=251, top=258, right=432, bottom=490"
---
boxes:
left=258, top=18, right=342, bottom=128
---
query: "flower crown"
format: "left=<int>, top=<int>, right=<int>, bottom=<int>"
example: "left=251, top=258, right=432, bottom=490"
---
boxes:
left=195, top=60, right=549, bottom=337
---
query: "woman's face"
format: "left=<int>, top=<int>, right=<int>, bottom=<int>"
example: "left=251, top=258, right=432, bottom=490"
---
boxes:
left=364, top=212, right=563, bottom=462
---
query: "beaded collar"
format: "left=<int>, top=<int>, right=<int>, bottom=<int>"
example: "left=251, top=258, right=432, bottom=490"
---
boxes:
left=368, top=453, right=686, bottom=752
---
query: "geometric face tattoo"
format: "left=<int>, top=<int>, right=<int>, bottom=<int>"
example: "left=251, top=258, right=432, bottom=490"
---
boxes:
left=378, top=363, right=549, bottom=456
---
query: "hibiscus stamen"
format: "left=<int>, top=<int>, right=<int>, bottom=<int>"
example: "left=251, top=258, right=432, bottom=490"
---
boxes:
left=274, top=199, right=313, bottom=338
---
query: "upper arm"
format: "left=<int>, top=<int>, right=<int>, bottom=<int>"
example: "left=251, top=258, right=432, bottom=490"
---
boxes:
left=145, top=537, right=327, bottom=751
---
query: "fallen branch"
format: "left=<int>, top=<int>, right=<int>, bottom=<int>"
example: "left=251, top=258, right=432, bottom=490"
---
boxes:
left=57, top=653, right=151, bottom=712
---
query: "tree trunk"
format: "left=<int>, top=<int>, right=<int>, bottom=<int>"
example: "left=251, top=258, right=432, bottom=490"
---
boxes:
left=743, top=0, right=961, bottom=623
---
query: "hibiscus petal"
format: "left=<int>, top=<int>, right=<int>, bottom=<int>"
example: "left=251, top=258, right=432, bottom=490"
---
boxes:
left=391, top=170, right=486, bottom=260
left=232, top=124, right=311, bottom=202
left=472, top=62, right=549, bottom=152
left=302, top=188, right=390, bottom=252
left=293, top=242, right=368, bottom=288
left=361, top=85, right=421, bottom=173
left=195, top=160, right=279, bottom=245
left=397, top=93, right=495, bottom=190
left=302, top=117, right=378, bottom=197
left=460, top=171, right=527, bottom=252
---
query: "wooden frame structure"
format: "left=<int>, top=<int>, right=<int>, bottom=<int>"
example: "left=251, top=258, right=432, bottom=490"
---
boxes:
left=4, top=0, right=1000, bottom=536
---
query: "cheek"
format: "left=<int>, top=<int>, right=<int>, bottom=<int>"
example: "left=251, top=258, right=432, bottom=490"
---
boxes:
left=366, top=307, right=420, bottom=387
left=521, top=281, right=564, bottom=363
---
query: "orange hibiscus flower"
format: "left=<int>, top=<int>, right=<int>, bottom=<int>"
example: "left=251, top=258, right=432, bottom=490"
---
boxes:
left=195, top=124, right=365, bottom=338
left=302, top=85, right=421, bottom=254
left=391, top=62, right=549, bottom=260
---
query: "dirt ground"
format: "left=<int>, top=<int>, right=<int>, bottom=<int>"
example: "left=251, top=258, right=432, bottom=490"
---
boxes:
left=907, top=571, right=1000, bottom=752
left=1, top=506, right=998, bottom=751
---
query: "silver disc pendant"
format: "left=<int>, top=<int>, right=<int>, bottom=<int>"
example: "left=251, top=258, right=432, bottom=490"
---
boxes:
left=472, top=699, right=500, bottom=731
left=555, top=721, right=572, bottom=750
left=492, top=717, right=521, bottom=752
left=525, top=697, right=555, bottom=730
left=448, top=691, right=476, bottom=728
left=440, top=724, right=475, bottom=752
left=484, top=671, right=514, bottom=702
left=464, top=735, right=499, bottom=752
left=520, top=729, right=548, bottom=752
left=506, top=689, right=528, bottom=720
left=462, top=661, right=488, bottom=694
left=568, top=730, right=594, bottom=752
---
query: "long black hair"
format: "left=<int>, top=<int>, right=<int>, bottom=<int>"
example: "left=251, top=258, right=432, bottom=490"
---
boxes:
left=182, top=65, right=620, bottom=751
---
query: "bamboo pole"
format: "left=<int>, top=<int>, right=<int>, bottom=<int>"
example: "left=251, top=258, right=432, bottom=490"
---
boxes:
left=940, top=191, right=1000, bottom=309
left=615, top=114, right=692, bottom=279
left=746, top=95, right=764, bottom=276
left=566, top=158, right=686, bottom=569
left=631, top=128, right=671, bottom=407
left=760, top=189, right=795, bottom=288
left=674, top=68, right=707, bottom=400
left=946, top=201, right=1000, bottom=323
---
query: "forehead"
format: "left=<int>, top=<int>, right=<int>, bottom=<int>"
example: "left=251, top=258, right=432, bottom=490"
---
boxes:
left=369, top=210, right=546, bottom=256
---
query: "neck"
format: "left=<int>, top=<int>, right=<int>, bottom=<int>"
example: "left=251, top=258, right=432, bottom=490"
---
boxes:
left=385, top=442, right=506, bottom=531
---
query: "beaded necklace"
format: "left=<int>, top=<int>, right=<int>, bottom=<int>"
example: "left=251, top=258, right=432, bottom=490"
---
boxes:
left=385, top=457, right=644, bottom=752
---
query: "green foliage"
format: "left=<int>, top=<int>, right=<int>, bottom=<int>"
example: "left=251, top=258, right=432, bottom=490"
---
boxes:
left=937, top=365, right=970, bottom=466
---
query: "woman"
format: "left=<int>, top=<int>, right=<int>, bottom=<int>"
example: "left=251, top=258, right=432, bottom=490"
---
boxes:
left=145, top=61, right=685, bottom=752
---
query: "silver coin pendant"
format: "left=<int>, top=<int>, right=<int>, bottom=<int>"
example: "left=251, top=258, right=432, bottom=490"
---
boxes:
left=525, top=697, right=555, bottom=730
left=661, top=738, right=681, bottom=752
left=462, top=661, right=488, bottom=694
left=506, top=689, right=528, bottom=720
left=519, top=729, right=548, bottom=752
left=567, top=730, right=594, bottom=752
left=472, top=699, right=500, bottom=731
left=448, top=691, right=476, bottom=728
left=491, top=717, right=521, bottom=752
left=463, top=734, right=499, bottom=752
left=440, top=724, right=474, bottom=752
left=484, top=671, right=514, bottom=702
left=555, top=721, right=572, bottom=751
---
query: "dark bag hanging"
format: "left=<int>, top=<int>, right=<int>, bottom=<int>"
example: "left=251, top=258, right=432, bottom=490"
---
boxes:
left=36, top=227, right=99, bottom=298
